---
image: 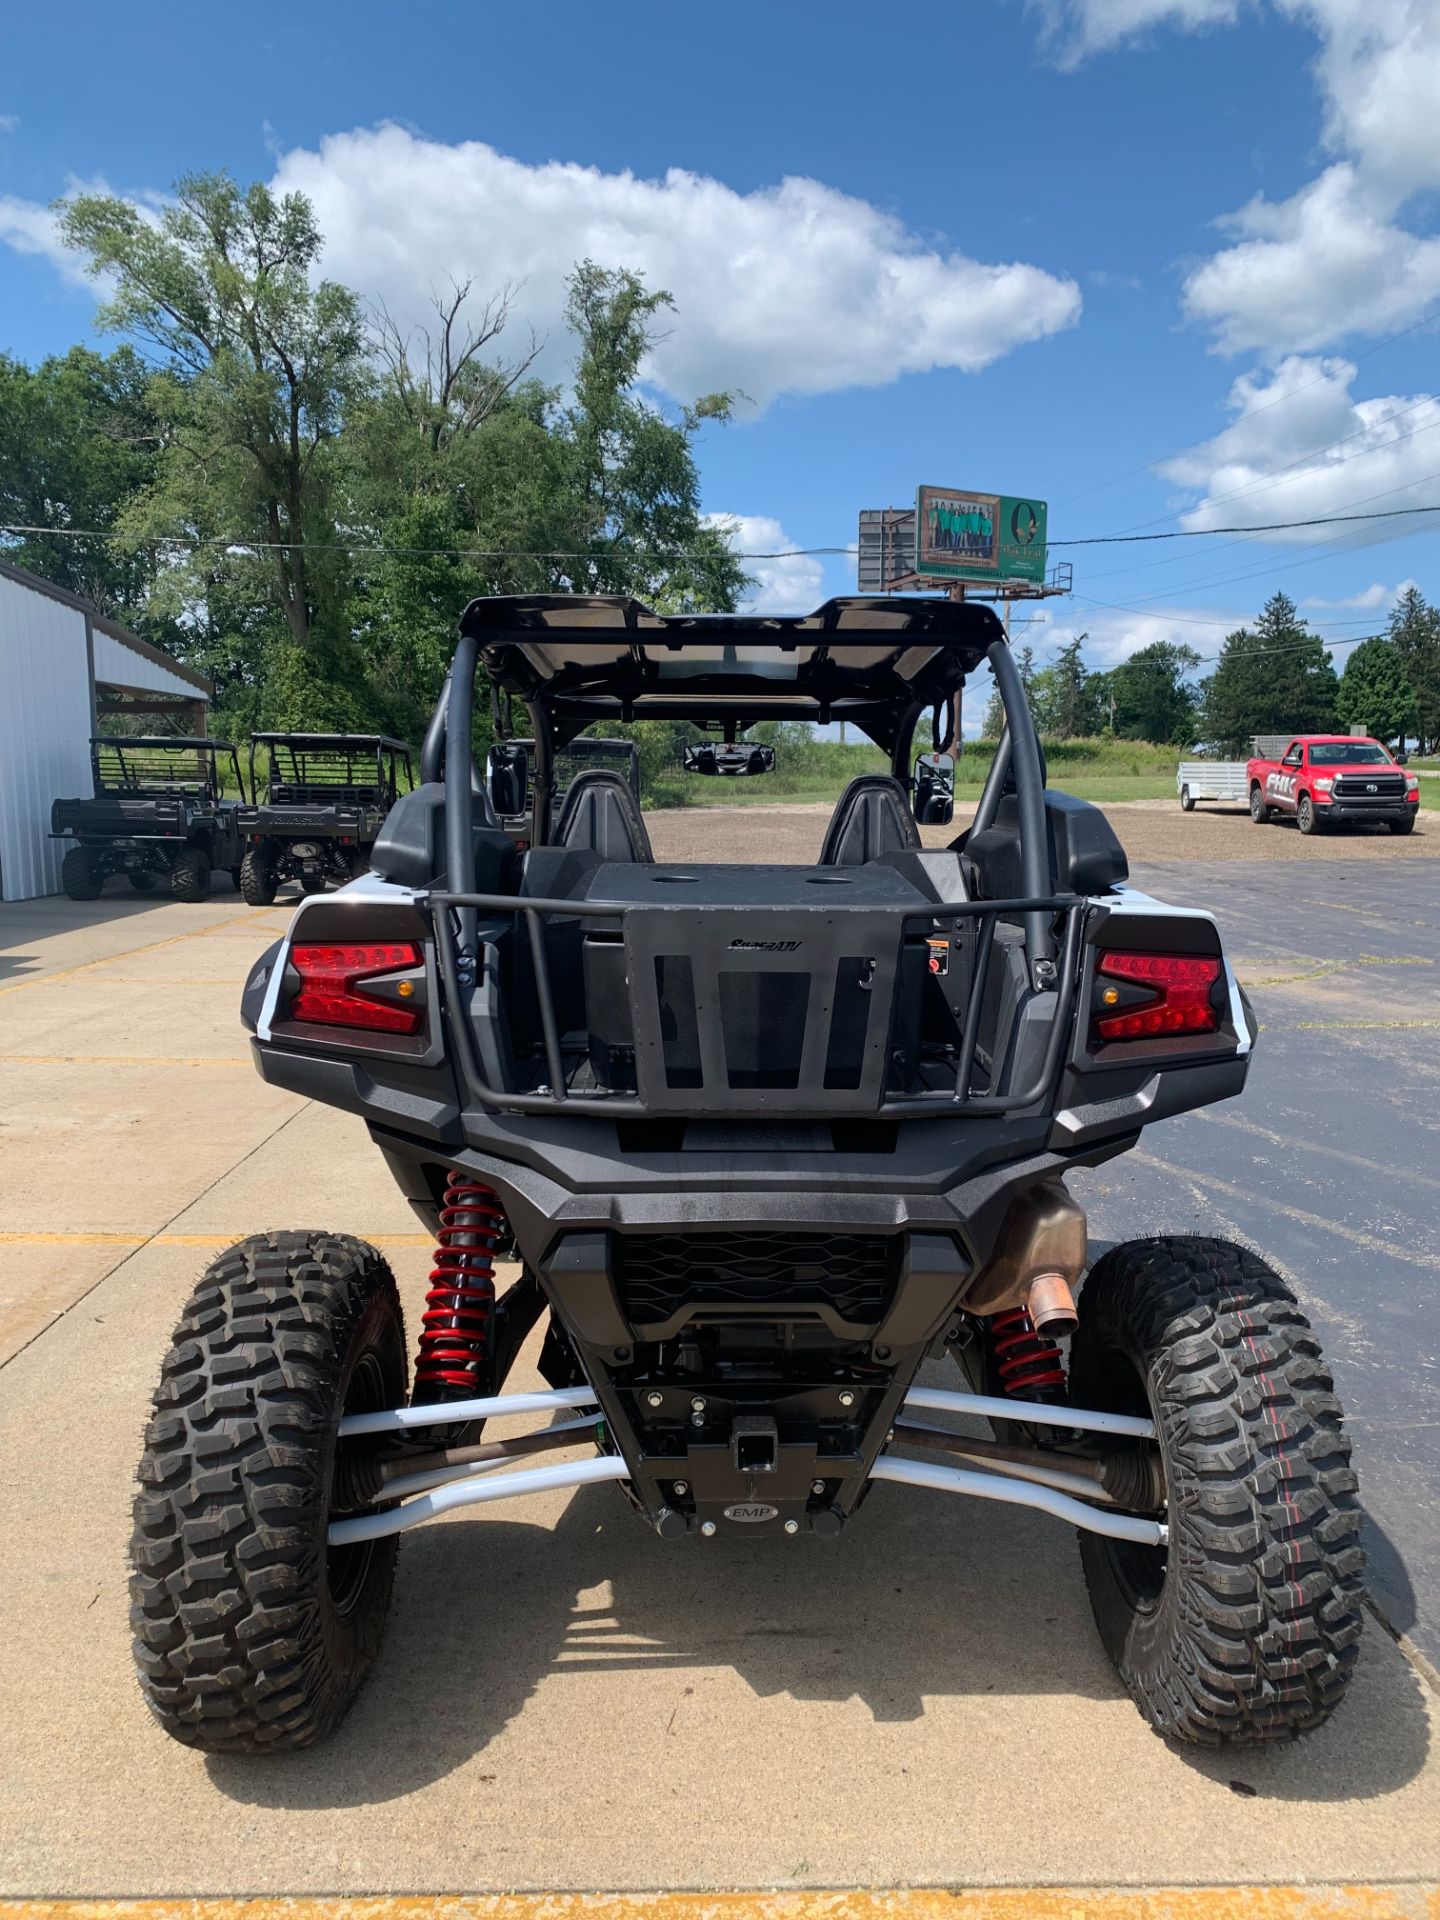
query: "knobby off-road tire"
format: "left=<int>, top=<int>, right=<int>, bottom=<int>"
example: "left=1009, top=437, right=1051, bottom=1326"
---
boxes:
left=238, top=847, right=278, bottom=906
left=130, top=1231, right=408, bottom=1752
left=170, top=847, right=211, bottom=901
left=1070, top=1236, right=1363, bottom=1746
left=61, top=846, right=103, bottom=901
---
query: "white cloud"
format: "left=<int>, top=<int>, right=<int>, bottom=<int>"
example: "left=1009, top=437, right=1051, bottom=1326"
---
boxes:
left=1302, top=577, right=1416, bottom=609
left=1158, top=354, right=1440, bottom=537
left=0, top=194, right=83, bottom=275
left=705, top=513, right=825, bottom=615
left=1189, top=1, right=1440, bottom=353
left=1183, top=162, right=1440, bottom=353
left=1030, top=0, right=1241, bottom=65
left=266, top=126, right=1080, bottom=410
left=0, top=129, right=1080, bottom=409
left=1042, top=0, right=1440, bottom=355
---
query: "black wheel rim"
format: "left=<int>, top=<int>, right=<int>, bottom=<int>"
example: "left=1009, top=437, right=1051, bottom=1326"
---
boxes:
left=1092, top=1347, right=1168, bottom=1614
left=327, top=1349, right=387, bottom=1616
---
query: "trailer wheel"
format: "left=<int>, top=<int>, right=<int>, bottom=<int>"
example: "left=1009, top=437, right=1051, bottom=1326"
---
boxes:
left=61, top=846, right=104, bottom=901
left=238, top=848, right=278, bottom=906
left=169, top=848, right=211, bottom=901
left=127, top=871, right=157, bottom=892
left=129, top=1231, right=407, bottom=1752
left=1071, top=1236, right=1363, bottom=1746
left=1179, top=784, right=1196, bottom=812
left=1249, top=784, right=1269, bottom=824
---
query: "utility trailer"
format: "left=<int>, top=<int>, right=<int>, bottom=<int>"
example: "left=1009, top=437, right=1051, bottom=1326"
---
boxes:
left=51, top=736, right=245, bottom=901
left=236, top=733, right=413, bottom=904
left=1176, top=760, right=1249, bottom=810
left=130, top=593, right=1364, bottom=1755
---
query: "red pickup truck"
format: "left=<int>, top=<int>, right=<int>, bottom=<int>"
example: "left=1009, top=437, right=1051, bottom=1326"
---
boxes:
left=1248, top=734, right=1419, bottom=835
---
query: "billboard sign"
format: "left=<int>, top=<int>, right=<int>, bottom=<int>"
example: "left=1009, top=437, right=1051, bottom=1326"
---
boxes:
left=915, top=486, right=1048, bottom=586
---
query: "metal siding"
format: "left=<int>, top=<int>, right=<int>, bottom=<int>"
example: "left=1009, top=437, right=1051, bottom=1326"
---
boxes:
left=0, top=573, right=94, bottom=901
left=91, top=625, right=205, bottom=698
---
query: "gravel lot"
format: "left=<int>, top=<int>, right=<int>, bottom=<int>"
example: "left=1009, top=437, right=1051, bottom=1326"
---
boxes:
left=648, top=799, right=1435, bottom=865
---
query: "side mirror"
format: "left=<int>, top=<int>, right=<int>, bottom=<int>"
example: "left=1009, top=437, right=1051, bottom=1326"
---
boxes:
left=1394, top=751, right=1409, bottom=765
left=682, top=742, right=777, bottom=776
left=912, top=750, right=955, bottom=826
left=487, top=744, right=529, bottom=817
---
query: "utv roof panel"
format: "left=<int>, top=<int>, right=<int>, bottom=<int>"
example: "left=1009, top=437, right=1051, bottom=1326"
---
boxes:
left=463, top=593, right=1004, bottom=722
left=250, top=732, right=412, bottom=751
left=92, top=735, right=236, bottom=751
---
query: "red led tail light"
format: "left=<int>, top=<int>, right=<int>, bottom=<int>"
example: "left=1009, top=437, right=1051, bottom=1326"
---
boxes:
left=288, top=942, right=423, bottom=1035
left=1095, top=950, right=1221, bottom=1041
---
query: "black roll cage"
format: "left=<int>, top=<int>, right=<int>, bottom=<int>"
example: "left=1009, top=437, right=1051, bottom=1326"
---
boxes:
left=418, top=594, right=1065, bottom=1119
left=247, top=732, right=413, bottom=806
left=91, top=735, right=246, bottom=805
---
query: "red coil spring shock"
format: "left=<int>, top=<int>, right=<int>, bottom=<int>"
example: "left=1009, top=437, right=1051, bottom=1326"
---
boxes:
left=990, top=1305, right=1067, bottom=1397
left=414, top=1173, right=506, bottom=1402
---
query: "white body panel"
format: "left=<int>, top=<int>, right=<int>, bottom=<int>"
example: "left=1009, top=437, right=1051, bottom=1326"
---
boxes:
left=0, top=573, right=93, bottom=902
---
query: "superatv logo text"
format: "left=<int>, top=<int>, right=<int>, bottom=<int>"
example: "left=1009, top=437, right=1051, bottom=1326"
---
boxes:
left=728, top=937, right=802, bottom=952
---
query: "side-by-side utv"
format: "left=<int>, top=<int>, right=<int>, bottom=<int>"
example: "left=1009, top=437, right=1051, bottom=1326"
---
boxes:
left=235, top=733, right=413, bottom=904
left=130, top=595, right=1363, bottom=1754
left=52, top=736, right=246, bottom=901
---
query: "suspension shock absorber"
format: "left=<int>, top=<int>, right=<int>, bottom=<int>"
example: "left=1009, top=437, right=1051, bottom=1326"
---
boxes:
left=413, top=1172, right=506, bottom=1403
left=989, top=1304, right=1067, bottom=1398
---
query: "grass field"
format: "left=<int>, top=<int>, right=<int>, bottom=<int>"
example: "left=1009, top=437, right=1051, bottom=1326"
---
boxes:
left=671, top=738, right=1191, bottom=808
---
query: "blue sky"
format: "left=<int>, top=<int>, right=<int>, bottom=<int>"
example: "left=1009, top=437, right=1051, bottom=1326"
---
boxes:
left=3, top=0, right=1439, bottom=695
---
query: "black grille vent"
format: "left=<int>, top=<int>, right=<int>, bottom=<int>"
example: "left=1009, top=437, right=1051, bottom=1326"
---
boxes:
left=1333, top=774, right=1406, bottom=800
left=617, top=1232, right=898, bottom=1332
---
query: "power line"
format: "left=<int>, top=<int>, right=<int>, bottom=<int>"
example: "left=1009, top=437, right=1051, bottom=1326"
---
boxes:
left=6, top=495, right=1440, bottom=561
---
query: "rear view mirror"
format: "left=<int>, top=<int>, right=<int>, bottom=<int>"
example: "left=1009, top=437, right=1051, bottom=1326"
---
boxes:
left=912, top=751, right=955, bottom=825
left=487, top=743, right=529, bottom=817
left=682, top=742, right=777, bottom=777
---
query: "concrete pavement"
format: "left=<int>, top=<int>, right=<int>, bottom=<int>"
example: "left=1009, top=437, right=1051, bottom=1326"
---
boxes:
left=1, top=880, right=1438, bottom=1898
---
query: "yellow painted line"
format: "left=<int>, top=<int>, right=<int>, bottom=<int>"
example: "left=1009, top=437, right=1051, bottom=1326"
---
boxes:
left=0, top=1231, right=434, bottom=1247
left=0, top=916, right=241, bottom=996
left=1262, top=1018, right=1440, bottom=1032
left=0, top=1054, right=249, bottom=1067
left=0, top=1889, right=1436, bottom=1920
left=1241, top=952, right=1433, bottom=987
left=1133, top=1148, right=1440, bottom=1270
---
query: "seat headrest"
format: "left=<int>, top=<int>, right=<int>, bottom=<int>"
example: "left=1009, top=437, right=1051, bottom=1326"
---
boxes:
left=819, top=774, right=921, bottom=867
left=555, top=768, right=653, bottom=863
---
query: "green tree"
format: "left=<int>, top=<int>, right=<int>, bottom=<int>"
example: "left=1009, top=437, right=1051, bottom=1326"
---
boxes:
left=59, top=172, right=369, bottom=657
left=0, top=345, right=168, bottom=624
left=559, top=261, right=748, bottom=610
left=1335, top=635, right=1417, bottom=744
left=1388, top=585, right=1440, bottom=753
left=1031, top=634, right=1100, bottom=737
left=1105, top=640, right=1201, bottom=742
left=1200, top=592, right=1338, bottom=753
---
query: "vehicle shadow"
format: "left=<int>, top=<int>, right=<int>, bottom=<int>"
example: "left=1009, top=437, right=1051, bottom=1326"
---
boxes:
left=207, top=1477, right=1430, bottom=1811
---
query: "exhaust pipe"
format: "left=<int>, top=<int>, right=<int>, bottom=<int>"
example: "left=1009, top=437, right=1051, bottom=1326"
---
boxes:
left=965, top=1178, right=1086, bottom=1324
